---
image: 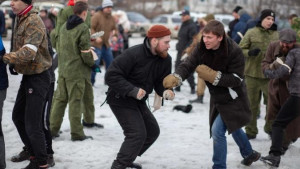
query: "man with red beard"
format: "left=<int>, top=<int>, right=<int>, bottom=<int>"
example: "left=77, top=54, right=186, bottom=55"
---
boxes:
left=262, top=28, right=300, bottom=153
left=105, top=25, right=174, bottom=169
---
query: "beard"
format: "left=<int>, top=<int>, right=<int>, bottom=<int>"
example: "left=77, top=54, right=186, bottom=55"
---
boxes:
left=155, top=46, right=168, bottom=59
left=280, top=45, right=293, bottom=56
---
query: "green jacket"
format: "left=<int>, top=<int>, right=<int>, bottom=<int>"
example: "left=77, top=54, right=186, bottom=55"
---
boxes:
left=291, top=17, right=300, bottom=43
left=58, top=19, right=94, bottom=80
left=239, top=26, right=278, bottom=78
left=52, top=6, right=91, bottom=49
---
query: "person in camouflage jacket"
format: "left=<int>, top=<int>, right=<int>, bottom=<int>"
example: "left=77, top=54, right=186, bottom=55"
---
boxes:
left=2, top=0, right=51, bottom=168
left=239, top=9, right=279, bottom=140
left=50, top=2, right=96, bottom=141
left=291, top=17, right=300, bottom=43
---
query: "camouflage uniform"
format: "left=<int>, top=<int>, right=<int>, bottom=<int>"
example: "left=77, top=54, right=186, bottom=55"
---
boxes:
left=291, top=17, right=300, bottom=43
left=50, top=5, right=95, bottom=125
left=3, top=9, right=51, bottom=166
left=239, top=26, right=279, bottom=138
left=50, top=16, right=95, bottom=140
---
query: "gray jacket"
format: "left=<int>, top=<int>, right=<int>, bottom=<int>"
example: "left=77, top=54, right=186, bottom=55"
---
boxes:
left=264, top=48, right=300, bottom=97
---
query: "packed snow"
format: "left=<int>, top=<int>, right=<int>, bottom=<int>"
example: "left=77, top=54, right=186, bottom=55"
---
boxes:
left=2, top=35, right=300, bottom=169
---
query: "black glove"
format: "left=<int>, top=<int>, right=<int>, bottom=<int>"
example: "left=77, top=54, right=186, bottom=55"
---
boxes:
left=9, top=64, right=18, bottom=75
left=91, top=64, right=101, bottom=73
left=248, top=48, right=261, bottom=56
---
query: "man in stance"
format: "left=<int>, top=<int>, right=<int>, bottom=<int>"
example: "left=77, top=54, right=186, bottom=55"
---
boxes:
left=2, top=0, right=52, bottom=168
left=163, top=20, right=260, bottom=169
left=105, top=25, right=174, bottom=169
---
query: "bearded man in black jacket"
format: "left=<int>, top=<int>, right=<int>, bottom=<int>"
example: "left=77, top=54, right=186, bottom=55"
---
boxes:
left=105, top=25, right=175, bottom=169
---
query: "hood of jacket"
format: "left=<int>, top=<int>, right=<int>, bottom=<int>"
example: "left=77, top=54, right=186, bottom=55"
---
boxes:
left=66, top=15, right=84, bottom=30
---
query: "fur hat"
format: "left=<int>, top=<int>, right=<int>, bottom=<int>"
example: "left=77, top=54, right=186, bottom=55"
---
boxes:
left=102, top=0, right=113, bottom=8
left=21, top=0, right=32, bottom=5
left=260, top=9, right=275, bottom=21
left=147, top=25, right=171, bottom=38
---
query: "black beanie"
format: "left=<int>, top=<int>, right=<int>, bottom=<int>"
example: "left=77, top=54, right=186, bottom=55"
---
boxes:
left=21, top=0, right=32, bottom=5
left=260, top=9, right=275, bottom=21
left=233, top=6, right=242, bottom=13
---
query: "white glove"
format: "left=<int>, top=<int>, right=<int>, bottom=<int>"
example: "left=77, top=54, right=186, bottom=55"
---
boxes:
left=91, top=31, right=104, bottom=40
left=163, top=90, right=175, bottom=100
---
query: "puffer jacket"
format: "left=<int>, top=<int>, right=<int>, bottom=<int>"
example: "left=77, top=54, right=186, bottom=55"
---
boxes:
left=239, top=26, right=278, bottom=78
left=3, top=9, right=52, bottom=75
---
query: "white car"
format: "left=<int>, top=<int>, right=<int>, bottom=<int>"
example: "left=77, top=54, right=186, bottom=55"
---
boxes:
left=214, top=14, right=234, bottom=33
left=33, top=2, right=65, bottom=11
left=149, top=14, right=182, bottom=39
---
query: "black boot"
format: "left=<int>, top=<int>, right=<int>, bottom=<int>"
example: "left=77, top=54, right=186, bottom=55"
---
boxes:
left=128, top=162, right=142, bottom=169
left=189, top=95, right=203, bottom=104
left=23, top=157, right=48, bottom=169
left=190, top=87, right=195, bottom=94
left=260, top=153, right=281, bottom=167
left=82, top=120, right=104, bottom=128
left=241, top=150, right=261, bottom=166
left=111, top=160, right=126, bottom=169
left=11, top=146, right=30, bottom=162
left=47, top=154, right=55, bottom=167
left=173, top=104, right=193, bottom=113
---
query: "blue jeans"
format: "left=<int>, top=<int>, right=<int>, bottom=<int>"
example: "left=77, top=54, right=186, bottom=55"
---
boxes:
left=91, top=45, right=113, bottom=85
left=212, top=114, right=252, bottom=169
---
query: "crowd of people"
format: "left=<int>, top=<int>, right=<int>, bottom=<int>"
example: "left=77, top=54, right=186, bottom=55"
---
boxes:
left=0, top=0, right=300, bottom=169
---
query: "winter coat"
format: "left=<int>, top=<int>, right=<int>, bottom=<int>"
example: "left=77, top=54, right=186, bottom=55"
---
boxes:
left=105, top=37, right=172, bottom=108
left=57, top=15, right=94, bottom=80
left=239, top=25, right=279, bottom=79
left=52, top=6, right=91, bottom=49
left=176, top=19, right=197, bottom=57
left=91, top=11, right=116, bottom=49
left=175, top=37, right=251, bottom=134
left=291, top=17, right=300, bottom=43
left=232, top=13, right=252, bottom=44
left=262, top=41, right=300, bottom=140
left=2, top=9, right=52, bottom=75
left=0, top=35, right=8, bottom=90
left=0, top=10, right=5, bottom=36
left=264, top=48, right=300, bottom=97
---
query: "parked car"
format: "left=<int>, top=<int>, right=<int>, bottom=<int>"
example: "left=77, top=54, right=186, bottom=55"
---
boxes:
left=172, top=11, right=207, bottom=22
left=214, top=14, right=234, bottom=33
left=149, top=14, right=181, bottom=39
left=126, top=11, right=151, bottom=36
left=33, top=2, right=65, bottom=11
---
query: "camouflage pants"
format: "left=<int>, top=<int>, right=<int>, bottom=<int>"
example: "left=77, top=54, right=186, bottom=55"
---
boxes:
left=50, top=77, right=95, bottom=140
left=245, top=76, right=271, bottom=137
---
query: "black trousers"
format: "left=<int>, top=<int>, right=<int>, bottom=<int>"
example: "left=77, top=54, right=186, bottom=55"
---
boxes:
left=43, top=82, right=54, bottom=155
left=109, top=102, right=160, bottom=166
left=12, top=70, right=50, bottom=165
left=175, top=53, right=195, bottom=89
left=270, top=95, right=300, bottom=156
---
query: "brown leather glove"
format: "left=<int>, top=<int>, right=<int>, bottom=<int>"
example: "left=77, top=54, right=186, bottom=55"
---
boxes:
left=163, top=74, right=182, bottom=89
left=195, top=64, right=217, bottom=84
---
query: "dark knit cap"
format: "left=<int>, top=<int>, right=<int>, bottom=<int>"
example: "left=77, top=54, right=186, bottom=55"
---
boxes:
left=147, top=25, right=171, bottom=38
left=233, top=6, right=242, bottom=13
left=279, top=28, right=297, bottom=43
left=21, top=0, right=32, bottom=5
left=260, top=9, right=275, bottom=21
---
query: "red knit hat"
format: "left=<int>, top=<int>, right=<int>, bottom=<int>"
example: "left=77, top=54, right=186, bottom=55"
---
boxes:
left=147, top=25, right=171, bottom=38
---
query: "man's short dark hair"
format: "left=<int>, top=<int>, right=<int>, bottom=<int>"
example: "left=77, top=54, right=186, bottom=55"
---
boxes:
left=202, top=20, right=225, bottom=37
left=73, top=1, right=88, bottom=15
left=289, top=14, right=298, bottom=20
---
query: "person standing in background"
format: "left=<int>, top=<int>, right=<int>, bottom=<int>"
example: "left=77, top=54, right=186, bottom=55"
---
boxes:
left=0, top=34, right=8, bottom=169
left=228, top=6, right=242, bottom=38
left=239, top=9, right=279, bottom=140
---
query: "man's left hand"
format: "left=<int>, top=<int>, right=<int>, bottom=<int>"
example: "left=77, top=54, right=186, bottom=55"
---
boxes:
left=163, top=90, right=175, bottom=100
left=196, top=64, right=217, bottom=84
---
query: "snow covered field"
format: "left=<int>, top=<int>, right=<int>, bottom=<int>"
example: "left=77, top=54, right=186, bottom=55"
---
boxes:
left=2, top=35, right=300, bottom=169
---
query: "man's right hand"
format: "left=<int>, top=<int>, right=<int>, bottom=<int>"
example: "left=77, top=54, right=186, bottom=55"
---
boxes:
left=137, top=88, right=146, bottom=100
left=9, top=64, right=18, bottom=75
left=163, top=74, right=182, bottom=89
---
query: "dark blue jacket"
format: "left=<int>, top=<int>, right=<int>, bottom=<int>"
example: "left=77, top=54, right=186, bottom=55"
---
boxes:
left=0, top=35, right=8, bottom=90
left=232, top=13, right=252, bottom=44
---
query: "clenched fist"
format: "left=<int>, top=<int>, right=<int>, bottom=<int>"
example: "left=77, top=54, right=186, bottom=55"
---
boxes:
left=163, top=74, right=182, bottom=89
left=136, top=88, right=146, bottom=100
left=163, top=90, right=175, bottom=100
left=196, top=64, right=219, bottom=84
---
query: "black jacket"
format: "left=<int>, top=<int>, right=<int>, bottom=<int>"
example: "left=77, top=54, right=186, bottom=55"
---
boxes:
left=175, top=37, right=251, bottom=134
left=105, top=37, right=172, bottom=108
left=176, top=19, right=197, bottom=56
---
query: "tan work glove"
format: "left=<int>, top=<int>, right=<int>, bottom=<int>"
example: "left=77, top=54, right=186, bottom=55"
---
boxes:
left=163, top=89, right=175, bottom=100
left=163, top=74, right=182, bottom=89
left=196, top=64, right=220, bottom=85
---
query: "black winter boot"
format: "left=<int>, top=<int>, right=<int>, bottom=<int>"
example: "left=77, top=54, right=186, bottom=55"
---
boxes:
left=111, top=160, right=126, bottom=169
left=241, top=150, right=261, bottom=166
left=11, top=146, right=30, bottom=162
left=260, top=153, right=281, bottom=167
left=82, top=120, right=104, bottom=128
left=22, top=157, right=48, bottom=169
left=189, top=95, right=204, bottom=104
left=173, top=104, right=193, bottom=113
left=47, top=154, right=55, bottom=167
left=128, top=162, right=142, bottom=169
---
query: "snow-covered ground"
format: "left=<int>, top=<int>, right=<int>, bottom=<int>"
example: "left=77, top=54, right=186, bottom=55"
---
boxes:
left=2, top=35, right=300, bottom=169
